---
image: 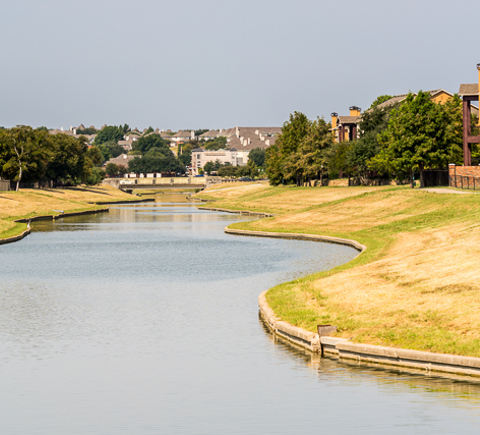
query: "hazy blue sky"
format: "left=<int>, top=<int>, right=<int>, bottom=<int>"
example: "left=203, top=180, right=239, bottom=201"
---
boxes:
left=1, top=0, right=479, bottom=130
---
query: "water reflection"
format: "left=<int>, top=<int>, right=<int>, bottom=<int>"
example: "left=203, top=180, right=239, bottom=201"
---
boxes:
left=262, top=318, right=480, bottom=400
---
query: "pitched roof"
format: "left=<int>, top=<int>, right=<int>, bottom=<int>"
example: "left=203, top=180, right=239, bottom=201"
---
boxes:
left=338, top=116, right=359, bottom=124
left=104, top=153, right=135, bottom=167
left=226, top=135, right=272, bottom=151
left=199, top=129, right=221, bottom=138
left=368, top=89, right=454, bottom=113
left=459, top=84, right=478, bottom=96
left=172, top=130, right=192, bottom=138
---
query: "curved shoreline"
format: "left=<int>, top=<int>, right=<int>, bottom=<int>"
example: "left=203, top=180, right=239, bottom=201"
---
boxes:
left=198, top=205, right=274, bottom=218
left=225, top=227, right=366, bottom=252
left=0, top=228, right=32, bottom=245
left=1, top=208, right=110, bottom=245
left=227, top=225, right=480, bottom=379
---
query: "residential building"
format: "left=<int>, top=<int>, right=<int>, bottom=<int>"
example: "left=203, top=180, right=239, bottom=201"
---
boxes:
left=191, top=148, right=239, bottom=175
left=104, top=153, right=135, bottom=169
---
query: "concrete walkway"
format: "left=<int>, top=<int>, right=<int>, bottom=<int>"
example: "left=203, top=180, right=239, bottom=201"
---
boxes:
left=422, top=187, right=476, bottom=194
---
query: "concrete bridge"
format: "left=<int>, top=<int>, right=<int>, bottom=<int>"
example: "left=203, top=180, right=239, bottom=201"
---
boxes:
left=103, top=176, right=220, bottom=191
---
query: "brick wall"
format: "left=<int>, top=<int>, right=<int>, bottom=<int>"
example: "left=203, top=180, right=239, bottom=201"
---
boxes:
left=449, top=164, right=480, bottom=189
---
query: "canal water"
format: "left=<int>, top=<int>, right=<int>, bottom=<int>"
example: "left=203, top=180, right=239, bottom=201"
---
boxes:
left=1, top=196, right=480, bottom=434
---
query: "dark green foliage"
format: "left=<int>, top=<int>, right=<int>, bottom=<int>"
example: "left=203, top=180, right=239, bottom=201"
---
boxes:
left=98, top=140, right=124, bottom=162
left=93, top=125, right=125, bottom=145
left=266, top=113, right=333, bottom=186
left=326, top=141, right=352, bottom=179
left=195, top=129, right=209, bottom=136
left=127, top=136, right=185, bottom=174
left=85, top=167, right=105, bottom=186
left=0, top=126, right=99, bottom=188
left=368, top=95, right=393, bottom=110
left=76, top=127, right=97, bottom=135
left=248, top=148, right=266, bottom=167
left=218, top=164, right=238, bottom=177
left=46, top=134, right=90, bottom=186
left=178, top=143, right=192, bottom=167
left=105, top=163, right=120, bottom=177
left=202, top=136, right=227, bottom=150
left=0, top=126, right=51, bottom=190
left=86, top=146, right=104, bottom=166
left=132, top=134, right=170, bottom=154
left=369, top=91, right=463, bottom=187
left=346, top=105, right=392, bottom=181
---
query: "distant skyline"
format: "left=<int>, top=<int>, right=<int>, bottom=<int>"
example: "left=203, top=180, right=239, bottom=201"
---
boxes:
left=1, top=0, right=479, bottom=131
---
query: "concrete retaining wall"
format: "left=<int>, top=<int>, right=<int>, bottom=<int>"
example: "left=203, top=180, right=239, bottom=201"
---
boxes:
left=225, top=228, right=366, bottom=252
left=198, top=206, right=274, bottom=218
left=260, top=293, right=480, bottom=378
left=14, top=208, right=109, bottom=223
left=246, top=226, right=480, bottom=379
left=1, top=208, right=110, bottom=246
left=0, top=228, right=31, bottom=245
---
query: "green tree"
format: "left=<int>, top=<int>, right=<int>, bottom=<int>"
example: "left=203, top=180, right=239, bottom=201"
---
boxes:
left=93, top=125, right=124, bottom=145
left=248, top=148, right=266, bottom=167
left=85, top=167, right=105, bottom=186
left=369, top=91, right=463, bottom=187
left=0, top=126, right=50, bottom=190
left=203, top=136, right=227, bottom=150
left=86, top=145, right=104, bottom=166
left=76, top=127, right=97, bottom=135
left=178, top=142, right=192, bottom=167
left=218, top=164, right=238, bottom=177
left=105, top=163, right=120, bottom=177
left=46, top=133, right=89, bottom=186
left=265, top=111, right=311, bottom=185
left=203, top=161, right=214, bottom=175
left=297, top=118, right=333, bottom=185
left=326, top=141, right=352, bottom=179
left=368, top=94, right=393, bottom=110
left=99, top=140, right=124, bottom=160
left=346, top=105, right=392, bottom=183
left=132, top=133, right=170, bottom=154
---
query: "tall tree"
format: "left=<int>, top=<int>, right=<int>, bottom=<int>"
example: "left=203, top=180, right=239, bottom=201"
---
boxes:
left=248, top=147, right=266, bottom=167
left=265, top=111, right=311, bottom=185
left=369, top=91, right=463, bottom=187
left=47, top=133, right=89, bottom=186
left=132, top=133, right=170, bottom=154
left=346, top=105, right=392, bottom=183
left=0, top=126, right=50, bottom=190
left=297, top=118, right=333, bottom=185
left=93, top=125, right=125, bottom=145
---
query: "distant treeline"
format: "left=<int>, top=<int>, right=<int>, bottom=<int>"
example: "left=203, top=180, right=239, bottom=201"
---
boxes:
left=0, top=126, right=105, bottom=190
left=266, top=92, right=470, bottom=187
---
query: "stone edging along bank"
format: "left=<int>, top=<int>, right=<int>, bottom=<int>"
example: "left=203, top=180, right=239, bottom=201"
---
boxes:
left=228, top=226, right=480, bottom=379
left=198, top=206, right=274, bottom=218
left=0, top=228, right=32, bottom=245
left=0, top=208, right=109, bottom=246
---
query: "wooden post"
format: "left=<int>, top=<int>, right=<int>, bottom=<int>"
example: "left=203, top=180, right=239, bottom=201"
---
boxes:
left=463, top=99, right=472, bottom=166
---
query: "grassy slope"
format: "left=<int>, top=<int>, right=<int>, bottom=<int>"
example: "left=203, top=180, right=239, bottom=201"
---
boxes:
left=0, top=185, right=136, bottom=239
left=197, top=183, right=480, bottom=357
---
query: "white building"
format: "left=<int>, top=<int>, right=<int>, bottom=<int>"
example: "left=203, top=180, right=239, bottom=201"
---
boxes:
left=191, top=148, right=239, bottom=175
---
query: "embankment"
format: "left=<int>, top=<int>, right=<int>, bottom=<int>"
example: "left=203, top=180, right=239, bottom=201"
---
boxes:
left=0, top=185, right=137, bottom=243
left=195, top=183, right=480, bottom=360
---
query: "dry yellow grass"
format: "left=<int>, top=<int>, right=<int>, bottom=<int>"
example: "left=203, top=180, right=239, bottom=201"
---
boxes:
left=202, top=183, right=388, bottom=214
left=0, top=185, right=135, bottom=239
left=197, top=185, right=480, bottom=356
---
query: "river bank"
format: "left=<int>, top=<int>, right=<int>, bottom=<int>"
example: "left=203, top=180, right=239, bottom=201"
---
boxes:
left=196, top=182, right=480, bottom=358
left=0, top=185, right=138, bottom=241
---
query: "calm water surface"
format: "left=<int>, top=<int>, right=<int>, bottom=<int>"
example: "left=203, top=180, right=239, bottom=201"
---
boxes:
left=1, top=195, right=480, bottom=434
